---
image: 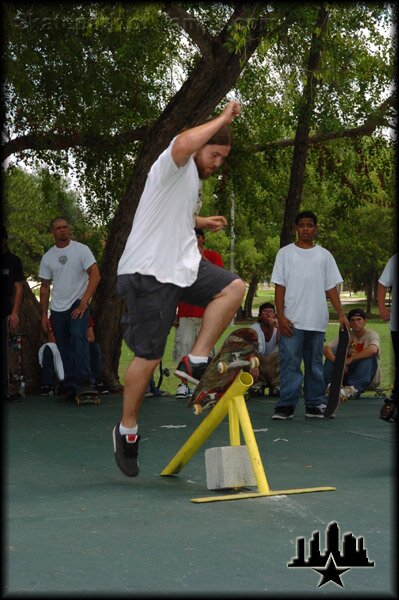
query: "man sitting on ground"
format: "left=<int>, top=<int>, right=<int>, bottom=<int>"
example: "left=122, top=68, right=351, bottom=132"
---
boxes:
left=323, top=307, right=381, bottom=397
left=250, top=302, right=280, bottom=396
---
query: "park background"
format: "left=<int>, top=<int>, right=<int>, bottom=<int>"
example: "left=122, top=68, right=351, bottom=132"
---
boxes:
left=2, top=3, right=396, bottom=394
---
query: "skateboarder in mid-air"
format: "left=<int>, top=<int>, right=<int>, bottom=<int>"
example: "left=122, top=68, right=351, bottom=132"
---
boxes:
left=114, top=101, right=245, bottom=477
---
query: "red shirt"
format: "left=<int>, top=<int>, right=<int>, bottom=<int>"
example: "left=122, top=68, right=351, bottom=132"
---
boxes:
left=177, top=249, right=224, bottom=318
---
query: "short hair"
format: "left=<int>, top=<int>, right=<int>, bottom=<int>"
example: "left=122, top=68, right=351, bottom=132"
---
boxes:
left=348, top=308, right=367, bottom=320
left=207, top=124, right=232, bottom=146
left=50, top=216, right=68, bottom=229
left=194, top=228, right=205, bottom=237
left=295, top=211, right=317, bottom=225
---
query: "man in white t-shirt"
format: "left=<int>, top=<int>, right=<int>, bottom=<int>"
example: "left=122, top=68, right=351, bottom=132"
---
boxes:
left=378, top=253, right=397, bottom=422
left=323, top=307, right=381, bottom=397
left=113, top=101, right=246, bottom=477
left=39, top=217, right=101, bottom=400
left=271, top=210, right=349, bottom=420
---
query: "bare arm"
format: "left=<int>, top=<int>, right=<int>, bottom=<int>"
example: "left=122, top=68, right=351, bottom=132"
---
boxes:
left=326, top=286, right=349, bottom=329
left=274, top=284, right=294, bottom=337
left=377, top=282, right=390, bottom=321
left=172, top=101, right=241, bottom=167
left=71, top=263, right=101, bottom=319
left=40, top=279, right=52, bottom=333
left=8, top=281, right=23, bottom=330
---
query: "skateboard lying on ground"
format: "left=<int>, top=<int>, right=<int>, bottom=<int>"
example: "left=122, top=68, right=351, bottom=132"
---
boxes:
left=324, top=324, right=350, bottom=418
left=188, top=327, right=259, bottom=415
left=75, top=389, right=100, bottom=405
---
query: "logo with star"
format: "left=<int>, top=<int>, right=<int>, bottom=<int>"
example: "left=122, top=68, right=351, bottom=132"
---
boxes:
left=288, top=521, right=374, bottom=588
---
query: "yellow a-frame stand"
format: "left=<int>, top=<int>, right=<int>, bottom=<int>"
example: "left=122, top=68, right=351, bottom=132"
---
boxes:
left=161, top=371, right=335, bottom=503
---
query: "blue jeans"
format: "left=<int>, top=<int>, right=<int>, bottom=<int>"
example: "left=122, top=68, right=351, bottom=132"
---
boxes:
left=323, top=355, right=377, bottom=394
left=50, top=301, right=94, bottom=390
left=89, top=341, right=103, bottom=384
left=277, top=329, right=326, bottom=408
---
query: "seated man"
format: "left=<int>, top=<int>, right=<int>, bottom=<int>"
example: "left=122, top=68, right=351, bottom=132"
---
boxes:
left=250, top=302, right=280, bottom=396
left=323, top=307, right=381, bottom=397
left=39, top=314, right=109, bottom=396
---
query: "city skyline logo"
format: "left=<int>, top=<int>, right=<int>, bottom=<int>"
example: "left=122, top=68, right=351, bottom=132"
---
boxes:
left=288, top=521, right=374, bottom=588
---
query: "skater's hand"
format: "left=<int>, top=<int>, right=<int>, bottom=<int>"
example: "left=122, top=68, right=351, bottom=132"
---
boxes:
left=221, top=101, right=241, bottom=124
left=41, top=315, right=52, bottom=335
left=196, top=215, right=227, bottom=232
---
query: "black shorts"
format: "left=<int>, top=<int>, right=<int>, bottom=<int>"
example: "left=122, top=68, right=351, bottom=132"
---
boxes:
left=117, top=259, right=240, bottom=360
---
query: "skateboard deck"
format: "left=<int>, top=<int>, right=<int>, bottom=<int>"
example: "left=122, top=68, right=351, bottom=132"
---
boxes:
left=76, top=390, right=100, bottom=405
left=188, top=327, right=259, bottom=415
left=8, top=331, right=25, bottom=400
left=324, top=324, right=350, bottom=418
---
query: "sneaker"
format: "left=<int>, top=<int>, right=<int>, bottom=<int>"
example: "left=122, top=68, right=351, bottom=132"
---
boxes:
left=249, top=384, right=265, bottom=396
left=305, top=405, right=325, bottom=418
left=269, top=386, right=280, bottom=397
left=112, top=424, right=140, bottom=477
left=152, top=387, right=167, bottom=397
left=175, top=383, right=192, bottom=399
left=380, top=400, right=398, bottom=423
left=174, top=356, right=210, bottom=385
left=40, top=385, right=53, bottom=396
left=96, top=382, right=110, bottom=395
left=272, top=406, right=295, bottom=420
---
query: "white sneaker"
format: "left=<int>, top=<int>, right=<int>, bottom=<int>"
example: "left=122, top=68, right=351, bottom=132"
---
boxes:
left=175, top=383, right=192, bottom=399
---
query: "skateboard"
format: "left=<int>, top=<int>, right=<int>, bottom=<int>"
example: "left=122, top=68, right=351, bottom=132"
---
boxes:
left=75, top=389, right=100, bottom=405
left=188, top=327, right=259, bottom=415
left=324, top=324, right=350, bottom=418
left=8, top=331, right=25, bottom=400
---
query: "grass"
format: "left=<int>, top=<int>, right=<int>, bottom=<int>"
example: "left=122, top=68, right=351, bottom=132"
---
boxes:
left=118, top=289, right=394, bottom=395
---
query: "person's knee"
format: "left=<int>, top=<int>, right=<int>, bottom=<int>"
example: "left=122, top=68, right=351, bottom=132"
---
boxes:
left=227, top=277, right=246, bottom=302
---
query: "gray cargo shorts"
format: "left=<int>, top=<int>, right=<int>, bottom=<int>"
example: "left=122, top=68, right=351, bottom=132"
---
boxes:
left=117, top=259, right=240, bottom=360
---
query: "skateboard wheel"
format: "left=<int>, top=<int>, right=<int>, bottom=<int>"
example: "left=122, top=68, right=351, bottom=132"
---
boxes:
left=193, top=404, right=203, bottom=415
left=217, top=361, right=228, bottom=374
left=250, top=357, right=259, bottom=369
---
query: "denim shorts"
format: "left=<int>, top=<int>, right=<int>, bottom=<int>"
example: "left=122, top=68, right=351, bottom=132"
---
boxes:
left=117, top=259, right=240, bottom=359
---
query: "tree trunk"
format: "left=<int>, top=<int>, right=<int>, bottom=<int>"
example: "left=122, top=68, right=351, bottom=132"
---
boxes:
left=280, top=5, right=330, bottom=247
left=243, top=274, right=259, bottom=320
left=91, top=10, right=269, bottom=387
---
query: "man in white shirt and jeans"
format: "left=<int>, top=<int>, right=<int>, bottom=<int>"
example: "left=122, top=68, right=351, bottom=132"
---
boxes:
left=271, top=211, right=349, bottom=420
left=114, top=101, right=245, bottom=477
left=39, top=217, right=101, bottom=400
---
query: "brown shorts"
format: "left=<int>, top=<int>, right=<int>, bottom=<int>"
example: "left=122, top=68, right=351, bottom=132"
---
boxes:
left=117, top=259, right=240, bottom=359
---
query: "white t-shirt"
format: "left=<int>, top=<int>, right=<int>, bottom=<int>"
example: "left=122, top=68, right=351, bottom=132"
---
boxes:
left=271, top=243, right=343, bottom=332
left=378, top=253, right=397, bottom=332
left=117, top=137, right=203, bottom=287
left=251, top=322, right=279, bottom=355
left=39, top=241, right=96, bottom=312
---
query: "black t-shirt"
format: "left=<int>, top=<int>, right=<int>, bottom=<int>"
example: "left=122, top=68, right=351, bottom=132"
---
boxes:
left=0, top=250, right=25, bottom=319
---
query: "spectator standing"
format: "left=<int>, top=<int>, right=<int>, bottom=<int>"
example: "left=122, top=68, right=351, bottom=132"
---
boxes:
left=1, top=225, right=25, bottom=400
left=39, top=217, right=101, bottom=400
left=271, top=211, right=349, bottom=419
left=173, top=227, right=224, bottom=398
left=377, top=253, right=398, bottom=422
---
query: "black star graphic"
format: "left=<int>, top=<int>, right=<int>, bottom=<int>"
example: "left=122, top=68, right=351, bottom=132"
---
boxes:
left=313, top=554, right=349, bottom=588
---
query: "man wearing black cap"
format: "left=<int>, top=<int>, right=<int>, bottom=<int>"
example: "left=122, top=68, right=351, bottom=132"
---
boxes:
left=250, top=302, right=280, bottom=396
left=323, top=307, right=381, bottom=397
left=1, top=225, right=25, bottom=399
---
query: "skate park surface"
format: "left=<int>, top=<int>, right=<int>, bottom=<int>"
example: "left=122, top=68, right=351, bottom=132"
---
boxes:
left=4, top=390, right=395, bottom=596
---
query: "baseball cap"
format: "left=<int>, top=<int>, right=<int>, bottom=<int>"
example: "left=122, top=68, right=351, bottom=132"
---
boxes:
left=259, top=302, right=275, bottom=314
left=348, top=308, right=366, bottom=320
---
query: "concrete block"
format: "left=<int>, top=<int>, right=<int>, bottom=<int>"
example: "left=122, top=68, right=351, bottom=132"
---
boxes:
left=205, top=446, right=256, bottom=490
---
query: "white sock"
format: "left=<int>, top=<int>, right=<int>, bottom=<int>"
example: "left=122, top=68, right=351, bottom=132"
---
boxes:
left=119, top=423, right=138, bottom=436
left=188, top=354, right=208, bottom=364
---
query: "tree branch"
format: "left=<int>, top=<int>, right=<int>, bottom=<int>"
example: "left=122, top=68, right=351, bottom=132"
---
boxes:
left=1, top=125, right=150, bottom=161
left=254, top=93, right=396, bottom=153
left=162, top=4, right=214, bottom=59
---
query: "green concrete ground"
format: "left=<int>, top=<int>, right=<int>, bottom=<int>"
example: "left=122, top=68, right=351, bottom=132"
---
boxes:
left=4, top=391, right=395, bottom=596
